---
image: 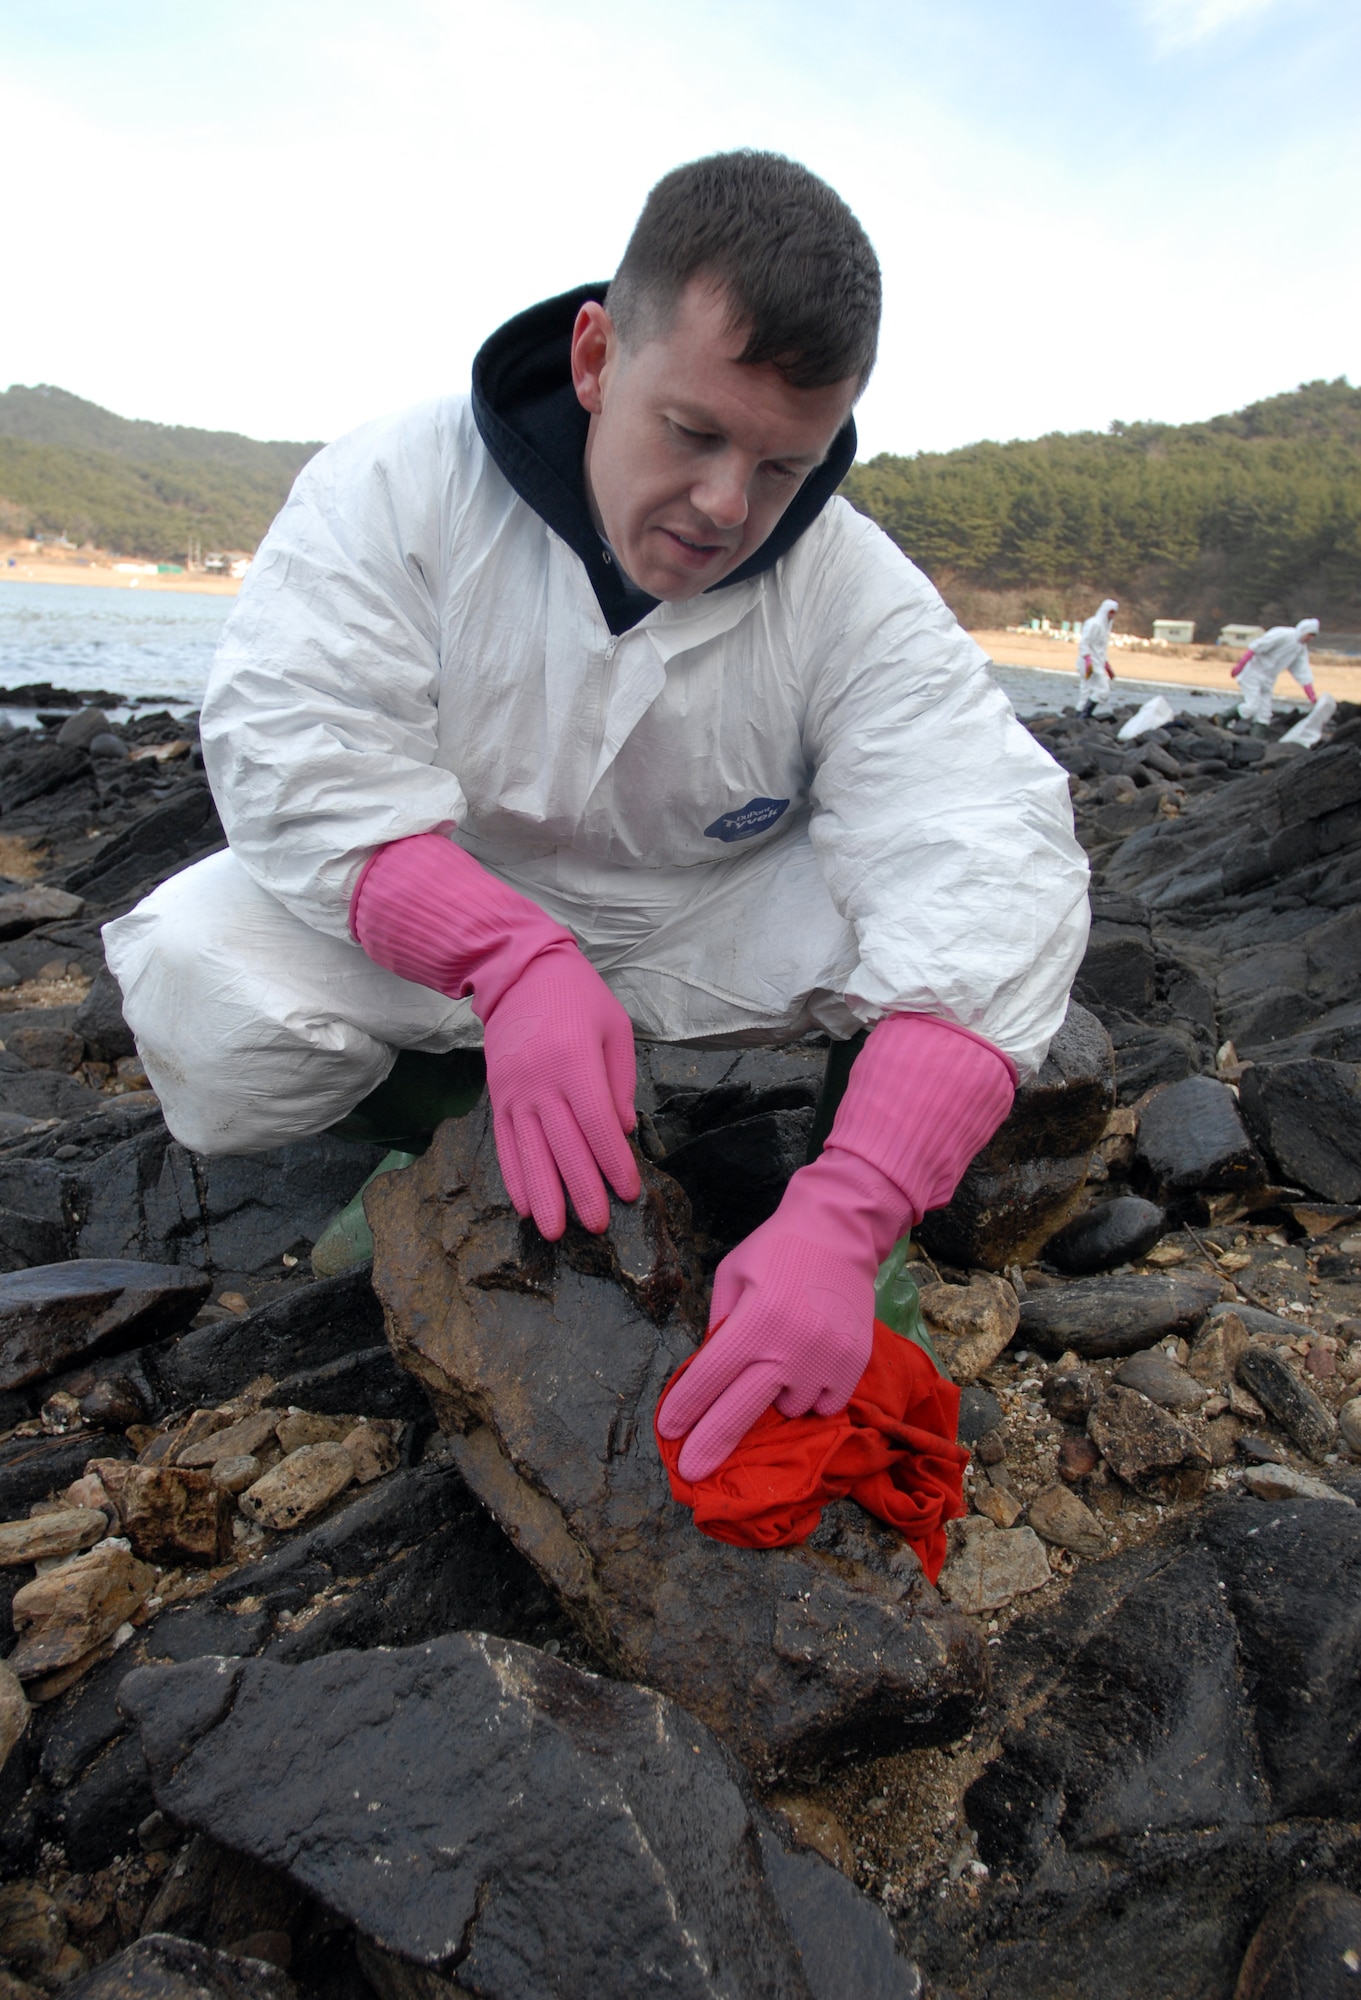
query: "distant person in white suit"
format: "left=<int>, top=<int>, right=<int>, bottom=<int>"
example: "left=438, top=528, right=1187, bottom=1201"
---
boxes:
left=1075, top=599, right=1118, bottom=715
left=1232, top=618, right=1319, bottom=732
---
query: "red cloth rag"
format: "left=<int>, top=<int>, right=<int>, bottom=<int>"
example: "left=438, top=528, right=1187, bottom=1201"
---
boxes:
left=655, top=1319, right=968, bottom=1584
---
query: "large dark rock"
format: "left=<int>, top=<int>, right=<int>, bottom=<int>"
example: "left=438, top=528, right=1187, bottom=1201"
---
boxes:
left=65, top=1933, right=298, bottom=1998
left=1045, top=1196, right=1167, bottom=1274
left=661, top=1106, right=814, bottom=1241
left=1233, top=1887, right=1361, bottom=2000
left=121, top=1633, right=924, bottom=2000
left=157, top=1266, right=386, bottom=1406
left=907, top=1497, right=1361, bottom=2000
left=917, top=1002, right=1117, bottom=1271
left=0, top=1258, right=211, bottom=1393
left=0, top=1157, right=74, bottom=1273
left=1018, top=1269, right=1225, bottom=1358
left=70, top=967, right=137, bottom=1063
left=1239, top=1060, right=1361, bottom=1204
left=0, top=1053, right=102, bottom=1127
left=0, top=1428, right=132, bottom=1515
left=59, top=780, right=224, bottom=911
left=73, top=1130, right=384, bottom=1272
left=1134, top=1075, right=1267, bottom=1203
left=0, top=886, right=85, bottom=939
left=368, top=1102, right=984, bottom=1771
left=1074, top=917, right=1156, bottom=1014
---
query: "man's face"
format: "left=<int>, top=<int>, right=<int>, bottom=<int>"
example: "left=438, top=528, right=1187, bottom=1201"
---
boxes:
left=571, top=280, right=858, bottom=602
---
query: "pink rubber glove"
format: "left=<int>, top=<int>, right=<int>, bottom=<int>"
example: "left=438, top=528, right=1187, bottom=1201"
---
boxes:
left=1304, top=683, right=1318, bottom=704
left=1232, top=650, right=1254, bottom=679
left=657, top=1013, right=1016, bottom=1481
left=351, top=832, right=639, bottom=1238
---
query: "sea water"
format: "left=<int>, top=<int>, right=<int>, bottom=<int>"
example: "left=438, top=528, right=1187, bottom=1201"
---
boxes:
left=0, top=577, right=1248, bottom=724
left=0, top=581, right=231, bottom=715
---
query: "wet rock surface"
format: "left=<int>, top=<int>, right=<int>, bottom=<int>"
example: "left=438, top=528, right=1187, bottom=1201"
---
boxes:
left=0, top=691, right=1356, bottom=1994
left=902, top=1496, right=1361, bottom=2000
left=917, top=1001, right=1116, bottom=1270
left=1018, top=1268, right=1226, bottom=1356
left=368, top=1099, right=986, bottom=1772
left=121, top=1633, right=925, bottom=2000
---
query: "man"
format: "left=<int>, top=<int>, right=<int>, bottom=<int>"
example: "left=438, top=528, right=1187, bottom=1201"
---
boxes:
left=1232, top=617, right=1319, bottom=732
left=1075, top=598, right=1118, bottom=715
left=106, top=152, right=1089, bottom=1483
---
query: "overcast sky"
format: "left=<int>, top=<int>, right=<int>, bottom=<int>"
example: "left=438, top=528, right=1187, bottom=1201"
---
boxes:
left=0, top=0, right=1356, bottom=458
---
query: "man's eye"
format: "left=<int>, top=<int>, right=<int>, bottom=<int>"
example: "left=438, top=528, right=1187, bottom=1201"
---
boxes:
left=766, top=462, right=801, bottom=482
left=674, top=423, right=718, bottom=445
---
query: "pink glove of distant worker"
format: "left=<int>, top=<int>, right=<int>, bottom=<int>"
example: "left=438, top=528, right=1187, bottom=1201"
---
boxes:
left=657, top=1013, right=1016, bottom=1481
left=351, top=831, right=639, bottom=1239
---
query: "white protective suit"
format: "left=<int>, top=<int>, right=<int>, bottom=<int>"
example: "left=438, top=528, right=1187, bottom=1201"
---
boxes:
left=1076, top=599, right=1119, bottom=705
left=105, top=312, right=1090, bottom=1158
left=1235, top=618, right=1319, bottom=725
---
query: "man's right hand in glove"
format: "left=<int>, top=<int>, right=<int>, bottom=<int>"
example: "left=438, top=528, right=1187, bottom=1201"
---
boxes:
left=351, top=830, right=639, bottom=1238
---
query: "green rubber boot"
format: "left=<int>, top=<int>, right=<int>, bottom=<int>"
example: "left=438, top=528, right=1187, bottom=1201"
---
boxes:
left=311, top=1150, right=419, bottom=1278
left=312, top=1049, right=488, bottom=1276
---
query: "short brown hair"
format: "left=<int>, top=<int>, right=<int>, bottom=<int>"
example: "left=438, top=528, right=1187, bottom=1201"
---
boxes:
left=606, top=151, right=881, bottom=393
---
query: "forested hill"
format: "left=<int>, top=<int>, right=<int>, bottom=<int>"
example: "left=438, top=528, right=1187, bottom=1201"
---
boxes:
left=0, top=385, right=322, bottom=561
left=841, top=377, right=1361, bottom=633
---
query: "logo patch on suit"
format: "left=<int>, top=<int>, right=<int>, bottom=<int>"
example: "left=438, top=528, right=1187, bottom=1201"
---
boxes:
left=704, top=797, right=791, bottom=843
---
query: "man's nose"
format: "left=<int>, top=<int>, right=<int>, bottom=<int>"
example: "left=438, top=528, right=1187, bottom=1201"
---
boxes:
left=693, top=456, right=750, bottom=531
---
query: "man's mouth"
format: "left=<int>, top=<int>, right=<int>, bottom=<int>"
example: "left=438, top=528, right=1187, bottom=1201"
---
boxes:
left=661, top=528, right=731, bottom=569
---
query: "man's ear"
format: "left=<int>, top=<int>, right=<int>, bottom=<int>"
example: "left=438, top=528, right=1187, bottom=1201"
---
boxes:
left=570, top=301, right=614, bottom=416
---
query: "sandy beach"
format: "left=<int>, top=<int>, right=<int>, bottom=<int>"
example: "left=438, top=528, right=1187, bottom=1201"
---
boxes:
left=0, top=541, right=240, bottom=596
left=972, top=626, right=1361, bottom=706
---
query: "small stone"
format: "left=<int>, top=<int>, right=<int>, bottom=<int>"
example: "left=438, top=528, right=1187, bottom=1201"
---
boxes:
left=272, top=1410, right=365, bottom=1455
left=1237, top=1347, right=1338, bottom=1463
left=975, top=1431, right=1007, bottom=1466
left=0, top=886, right=85, bottom=938
left=212, top=1454, right=262, bottom=1496
left=63, top=1470, right=113, bottom=1516
left=1203, top=1415, right=1244, bottom=1467
left=915, top=1273, right=1019, bottom=1382
left=1338, top=1398, right=1361, bottom=1454
left=39, top=1389, right=83, bottom=1434
left=1045, top=1197, right=1167, bottom=1276
left=973, top=1484, right=1023, bottom=1529
left=1087, top=1386, right=1212, bottom=1498
left=176, top=1410, right=280, bottom=1470
left=1027, top=1482, right=1107, bottom=1557
left=77, top=1375, right=147, bottom=1430
left=217, top=1292, right=250, bottom=1316
left=1134, top=1074, right=1266, bottom=1199
left=937, top=1525, right=1053, bottom=1614
left=1229, top=1381, right=1267, bottom=1420
left=7, top=1541, right=156, bottom=1679
left=1145, top=1242, right=1187, bottom=1266
left=0, top=1659, right=30, bottom=1773
left=1305, top=1342, right=1337, bottom=1381
left=238, top=1442, right=355, bottom=1531
left=341, top=1421, right=400, bottom=1485
left=1243, top=1464, right=1355, bottom=1505
left=0, top=1507, right=106, bottom=1567
left=89, top=1458, right=233, bottom=1565
left=957, top=1385, right=1004, bottom=1445
left=1043, top=1364, right=1099, bottom=1424
left=1239, top=1434, right=1287, bottom=1465
left=5, top=1025, right=86, bottom=1072
left=1057, top=1435, right=1099, bottom=1482
left=766, top=1794, right=856, bottom=1876
left=161, top=1408, right=234, bottom=1464
left=1019, top=1270, right=1224, bottom=1359
left=0, top=1882, right=66, bottom=1980
left=1188, top=1309, right=1250, bottom=1387
left=1114, top=1347, right=1208, bottom=1413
